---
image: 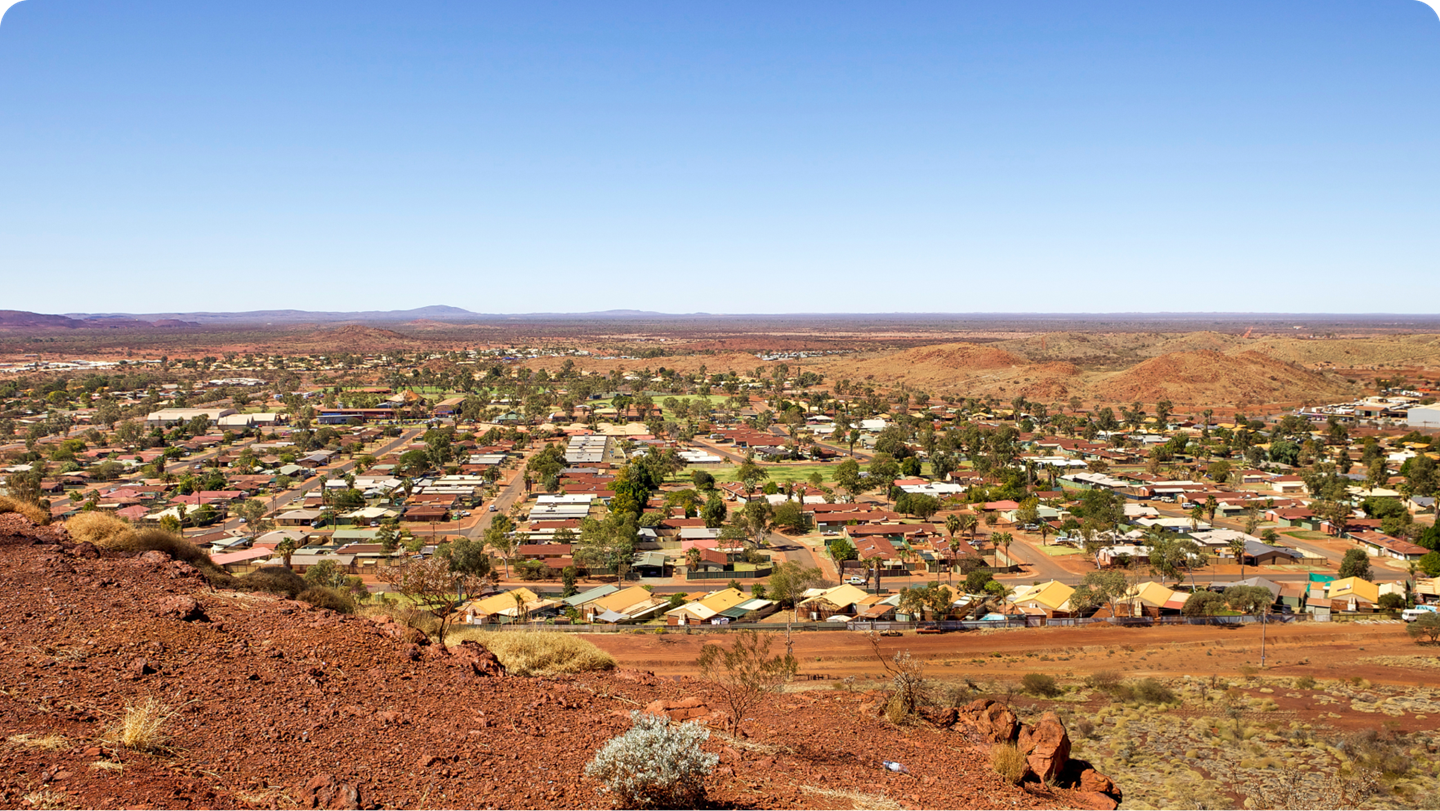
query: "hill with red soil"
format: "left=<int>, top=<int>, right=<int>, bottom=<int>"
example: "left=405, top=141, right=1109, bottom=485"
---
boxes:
left=1090, top=350, right=1357, bottom=407
left=0, top=516, right=1112, bottom=810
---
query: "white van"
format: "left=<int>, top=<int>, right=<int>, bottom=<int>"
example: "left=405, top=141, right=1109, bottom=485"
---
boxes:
left=1402, top=606, right=1438, bottom=622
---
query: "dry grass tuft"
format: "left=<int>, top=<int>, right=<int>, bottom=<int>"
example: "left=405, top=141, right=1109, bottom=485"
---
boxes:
left=64, top=512, right=136, bottom=548
left=89, top=760, right=124, bottom=772
left=21, top=788, right=69, bottom=810
left=0, top=496, right=51, bottom=526
left=800, top=785, right=903, bottom=810
left=105, top=697, right=175, bottom=753
left=6, top=733, right=70, bottom=751
left=992, top=743, right=1028, bottom=785
left=445, top=629, right=615, bottom=676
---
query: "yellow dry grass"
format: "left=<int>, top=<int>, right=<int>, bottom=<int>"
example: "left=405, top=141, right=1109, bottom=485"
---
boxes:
left=6, top=733, right=70, bottom=751
left=21, top=788, right=69, bottom=810
left=800, top=785, right=904, bottom=810
left=0, top=496, right=50, bottom=526
left=64, top=512, right=136, bottom=547
left=992, top=743, right=1028, bottom=785
left=104, top=697, right=174, bottom=753
left=444, top=629, right=616, bottom=676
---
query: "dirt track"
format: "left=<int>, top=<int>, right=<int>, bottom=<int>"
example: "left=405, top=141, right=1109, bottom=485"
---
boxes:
left=586, top=622, right=1421, bottom=686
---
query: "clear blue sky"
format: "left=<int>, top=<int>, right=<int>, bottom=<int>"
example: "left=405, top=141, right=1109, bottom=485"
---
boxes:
left=1, top=1, right=1437, bottom=315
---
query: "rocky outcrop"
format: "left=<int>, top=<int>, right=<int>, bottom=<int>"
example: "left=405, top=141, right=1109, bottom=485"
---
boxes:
left=958, top=698, right=1019, bottom=742
left=1017, top=711, right=1070, bottom=783
left=952, top=700, right=1120, bottom=805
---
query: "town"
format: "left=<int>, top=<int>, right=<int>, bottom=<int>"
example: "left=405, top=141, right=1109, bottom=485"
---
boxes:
left=5, top=347, right=1439, bottom=630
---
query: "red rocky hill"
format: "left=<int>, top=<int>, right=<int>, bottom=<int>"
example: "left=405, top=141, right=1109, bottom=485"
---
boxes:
left=0, top=515, right=1113, bottom=810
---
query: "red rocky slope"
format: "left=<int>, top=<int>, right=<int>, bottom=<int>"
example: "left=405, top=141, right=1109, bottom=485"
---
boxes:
left=0, top=515, right=1106, bottom=810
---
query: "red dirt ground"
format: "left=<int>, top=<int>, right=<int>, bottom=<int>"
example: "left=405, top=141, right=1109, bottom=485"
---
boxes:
left=586, top=621, right=1421, bottom=687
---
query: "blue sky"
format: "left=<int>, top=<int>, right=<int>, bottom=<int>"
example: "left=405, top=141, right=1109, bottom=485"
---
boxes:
left=1, top=1, right=1437, bottom=315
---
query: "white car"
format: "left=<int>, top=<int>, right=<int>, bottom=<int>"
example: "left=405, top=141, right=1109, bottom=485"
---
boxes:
left=1403, top=607, right=1438, bottom=622
left=846, top=576, right=867, bottom=586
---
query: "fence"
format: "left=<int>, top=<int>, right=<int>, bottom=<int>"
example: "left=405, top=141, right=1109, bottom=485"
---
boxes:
left=458, top=612, right=1312, bottom=634
left=684, top=567, right=773, bottom=581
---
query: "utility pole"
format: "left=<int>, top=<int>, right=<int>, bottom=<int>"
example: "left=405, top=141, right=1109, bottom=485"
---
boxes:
left=1260, top=608, right=1267, bottom=668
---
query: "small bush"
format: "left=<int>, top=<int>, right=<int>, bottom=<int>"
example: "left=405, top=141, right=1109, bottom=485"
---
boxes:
left=0, top=496, right=49, bottom=526
left=447, top=629, right=615, bottom=676
left=1087, top=670, right=1123, bottom=693
left=1294, top=676, right=1316, bottom=690
left=1074, top=719, right=1095, bottom=739
left=238, top=566, right=307, bottom=598
left=65, top=512, right=135, bottom=547
left=584, top=711, right=718, bottom=809
left=1021, top=672, right=1060, bottom=697
left=992, top=743, right=1028, bottom=785
left=298, top=586, right=356, bottom=614
left=1132, top=678, right=1177, bottom=705
left=106, top=697, right=174, bottom=753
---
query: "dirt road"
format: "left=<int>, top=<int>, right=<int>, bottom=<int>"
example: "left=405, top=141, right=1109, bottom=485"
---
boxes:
left=585, top=620, right=1421, bottom=686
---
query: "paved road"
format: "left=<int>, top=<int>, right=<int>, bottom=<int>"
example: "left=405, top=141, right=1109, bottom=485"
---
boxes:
left=462, top=463, right=530, bottom=541
left=207, top=427, right=425, bottom=536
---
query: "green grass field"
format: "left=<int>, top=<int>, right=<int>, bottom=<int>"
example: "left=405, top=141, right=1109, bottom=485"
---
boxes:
left=682, top=462, right=839, bottom=485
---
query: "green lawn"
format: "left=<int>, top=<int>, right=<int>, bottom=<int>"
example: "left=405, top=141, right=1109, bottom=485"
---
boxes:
left=682, top=463, right=839, bottom=485
left=1038, top=545, right=1084, bottom=557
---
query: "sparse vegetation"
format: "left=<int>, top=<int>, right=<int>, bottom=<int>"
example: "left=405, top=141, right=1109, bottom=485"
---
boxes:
left=64, top=511, right=135, bottom=547
left=992, top=743, right=1027, bottom=785
left=584, top=711, right=718, bottom=809
left=0, top=496, right=50, bottom=526
left=105, top=697, right=174, bottom=753
left=445, top=629, right=615, bottom=676
left=696, top=630, right=797, bottom=734
left=298, top=586, right=356, bottom=613
left=1020, top=672, right=1060, bottom=697
left=6, top=732, right=70, bottom=751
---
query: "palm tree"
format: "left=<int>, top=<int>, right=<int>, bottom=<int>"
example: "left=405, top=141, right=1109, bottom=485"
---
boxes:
left=685, top=546, right=702, bottom=571
left=1228, top=537, right=1248, bottom=580
left=993, top=531, right=1014, bottom=569
left=276, top=538, right=298, bottom=569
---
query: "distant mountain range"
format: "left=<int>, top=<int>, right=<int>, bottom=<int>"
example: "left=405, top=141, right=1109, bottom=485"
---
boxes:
left=3, top=307, right=1440, bottom=330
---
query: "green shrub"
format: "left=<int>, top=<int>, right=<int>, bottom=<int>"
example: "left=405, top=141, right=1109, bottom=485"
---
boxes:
left=238, top=566, right=307, bottom=598
left=1133, top=678, right=1177, bottom=704
left=298, top=586, right=356, bottom=613
left=1021, top=672, right=1061, bottom=697
left=1294, top=675, right=1316, bottom=689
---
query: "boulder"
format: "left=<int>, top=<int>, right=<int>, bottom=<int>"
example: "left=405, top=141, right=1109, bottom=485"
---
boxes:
left=1017, top=711, right=1070, bottom=784
left=920, top=706, right=958, bottom=729
left=1079, top=768, right=1117, bottom=796
left=959, top=699, right=1018, bottom=743
left=157, top=595, right=208, bottom=622
left=1071, top=790, right=1118, bottom=810
left=450, top=640, right=506, bottom=677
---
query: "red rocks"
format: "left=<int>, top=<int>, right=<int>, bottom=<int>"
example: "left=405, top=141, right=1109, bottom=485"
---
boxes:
left=1017, top=711, right=1070, bottom=784
left=300, top=774, right=360, bottom=810
left=958, top=698, right=1019, bottom=743
left=1079, top=767, right=1117, bottom=796
left=449, top=640, right=506, bottom=677
left=642, top=696, right=722, bottom=724
left=1072, top=789, right=1119, bottom=810
left=157, top=595, right=208, bottom=622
